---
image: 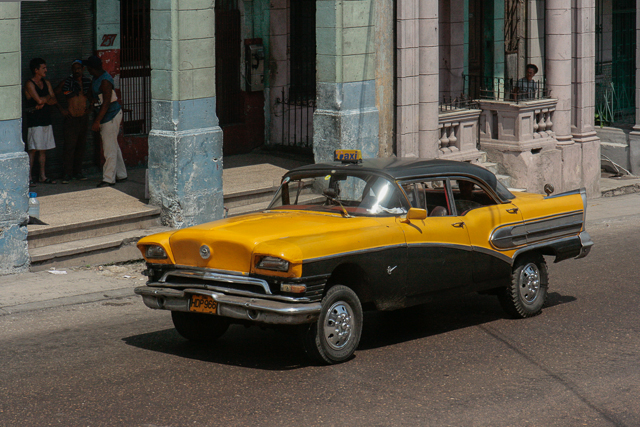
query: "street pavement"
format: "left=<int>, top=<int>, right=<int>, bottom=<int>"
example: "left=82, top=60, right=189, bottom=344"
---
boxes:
left=1, top=192, right=639, bottom=316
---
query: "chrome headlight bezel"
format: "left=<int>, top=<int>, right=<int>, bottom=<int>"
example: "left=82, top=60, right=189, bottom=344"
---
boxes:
left=145, top=245, right=168, bottom=259
left=256, top=256, right=290, bottom=272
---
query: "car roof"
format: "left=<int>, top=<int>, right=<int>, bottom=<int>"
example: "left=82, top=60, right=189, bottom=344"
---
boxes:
left=288, top=157, right=500, bottom=188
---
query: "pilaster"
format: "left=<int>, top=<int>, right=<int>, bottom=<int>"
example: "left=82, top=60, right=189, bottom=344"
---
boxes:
left=148, top=0, right=224, bottom=228
left=0, top=4, right=30, bottom=274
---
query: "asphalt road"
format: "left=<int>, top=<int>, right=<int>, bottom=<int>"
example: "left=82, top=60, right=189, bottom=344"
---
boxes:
left=0, top=217, right=639, bottom=426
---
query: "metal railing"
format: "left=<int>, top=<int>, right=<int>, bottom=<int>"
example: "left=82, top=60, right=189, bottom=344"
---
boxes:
left=595, top=81, right=635, bottom=126
left=462, top=74, right=548, bottom=103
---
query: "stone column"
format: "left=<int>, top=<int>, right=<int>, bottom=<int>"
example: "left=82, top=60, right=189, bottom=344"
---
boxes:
left=418, top=0, right=439, bottom=158
left=396, top=0, right=419, bottom=157
left=314, top=0, right=380, bottom=163
left=396, top=0, right=439, bottom=159
left=0, top=4, right=30, bottom=274
left=572, top=0, right=601, bottom=196
left=546, top=0, right=573, bottom=145
left=629, top=0, right=640, bottom=175
left=547, top=0, right=582, bottom=192
left=148, top=0, right=224, bottom=228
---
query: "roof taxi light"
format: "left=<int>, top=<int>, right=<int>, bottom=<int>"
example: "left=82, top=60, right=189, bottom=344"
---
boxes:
left=145, top=245, right=168, bottom=259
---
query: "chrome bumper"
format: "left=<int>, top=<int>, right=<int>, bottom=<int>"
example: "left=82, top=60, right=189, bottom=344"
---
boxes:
left=576, top=231, right=593, bottom=259
left=134, top=286, right=321, bottom=325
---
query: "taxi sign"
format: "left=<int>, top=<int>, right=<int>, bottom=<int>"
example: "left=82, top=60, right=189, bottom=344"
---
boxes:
left=334, top=149, right=362, bottom=163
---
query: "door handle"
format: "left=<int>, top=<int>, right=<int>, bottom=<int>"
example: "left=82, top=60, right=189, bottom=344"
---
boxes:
left=506, top=208, right=519, bottom=214
left=452, top=222, right=465, bottom=228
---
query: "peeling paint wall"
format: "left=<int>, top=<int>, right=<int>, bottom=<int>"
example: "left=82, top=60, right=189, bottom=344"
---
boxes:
left=313, top=0, right=380, bottom=163
left=0, top=4, right=30, bottom=275
left=148, top=1, right=224, bottom=229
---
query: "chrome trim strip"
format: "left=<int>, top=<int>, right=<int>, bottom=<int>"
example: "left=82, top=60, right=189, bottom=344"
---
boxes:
left=160, top=269, right=272, bottom=295
left=490, top=211, right=585, bottom=250
left=171, top=265, right=250, bottom=277
left=303, top=243, right=407, bottom=264
left=543, top=188, right=581, bottom=199
left=406, top=242, right=473, bottom=252
left=146, top=282, right=310, bottom=303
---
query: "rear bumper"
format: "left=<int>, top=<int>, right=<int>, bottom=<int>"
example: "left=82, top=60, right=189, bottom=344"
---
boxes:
left=134, top=286, right=321, bottom=325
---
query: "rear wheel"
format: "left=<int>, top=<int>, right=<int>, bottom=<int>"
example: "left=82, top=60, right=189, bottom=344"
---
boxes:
left=498, top=253, right=548, bottom=318
left=303, top=285, right=363, bottom=364
left=171, top=311, right=230, bottom=342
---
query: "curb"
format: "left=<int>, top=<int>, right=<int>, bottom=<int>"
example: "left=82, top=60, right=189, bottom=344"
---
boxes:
left=0, top=287, right=136, bottom=316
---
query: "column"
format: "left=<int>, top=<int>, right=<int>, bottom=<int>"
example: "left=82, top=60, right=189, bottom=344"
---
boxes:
left=396, top=0, right=419, bottom=157
left=629, top=0, right=640, bottom=175
left=547, top=0, right=581, bottom=192
left=546, top=0, right=573, bottom=144
left=418, top=0, right=439, bottom=158
left=148, top=0, right=224, bottom=228
left=0, top=4, right=30, bottom=274
left=314, top=0, right=380, bottom=163
left=572, top=0, right=601, bottom=196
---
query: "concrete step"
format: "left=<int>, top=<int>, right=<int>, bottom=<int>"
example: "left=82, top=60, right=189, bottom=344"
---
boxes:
left=29, top=226, right=171, bottom=271
left=223, top=185, right=279, bottom=209
left=28, top=209, right=161, bottom=249
left=479, top=161, right=499, bottom=175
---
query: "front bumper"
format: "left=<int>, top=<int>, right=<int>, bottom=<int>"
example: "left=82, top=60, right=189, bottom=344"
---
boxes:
left=134, top=286, right=322, bottom=325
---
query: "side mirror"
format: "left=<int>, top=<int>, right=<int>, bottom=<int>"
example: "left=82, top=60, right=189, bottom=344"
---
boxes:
left=402, top=208, right=427, bottom=223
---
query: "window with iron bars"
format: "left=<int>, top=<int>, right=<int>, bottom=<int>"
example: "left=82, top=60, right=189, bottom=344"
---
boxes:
left=289, top=0, right=316, bottom=102
left=120, top=0, right=151, bottom=135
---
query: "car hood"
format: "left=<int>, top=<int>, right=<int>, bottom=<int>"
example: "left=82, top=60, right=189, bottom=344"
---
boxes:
left=167, top=210, right=397, bottom=274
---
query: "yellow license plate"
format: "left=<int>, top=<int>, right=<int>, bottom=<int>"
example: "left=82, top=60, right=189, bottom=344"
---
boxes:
left=189, top=294, right=217, bottom=314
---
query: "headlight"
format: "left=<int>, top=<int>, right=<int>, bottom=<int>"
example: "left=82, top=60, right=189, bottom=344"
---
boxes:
left=145, top=245, right=168, bottom=259
left=257, top=256, right=290, bottom=272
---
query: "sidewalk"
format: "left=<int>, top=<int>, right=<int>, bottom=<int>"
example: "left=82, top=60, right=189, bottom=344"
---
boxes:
left=1, top=191, right=638, bottom=317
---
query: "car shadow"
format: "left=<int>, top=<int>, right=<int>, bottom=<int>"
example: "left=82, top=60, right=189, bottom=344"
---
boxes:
left=123, top=291, right=577, bottom=370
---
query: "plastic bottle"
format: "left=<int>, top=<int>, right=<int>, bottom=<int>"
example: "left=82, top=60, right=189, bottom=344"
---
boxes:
left=28, top=192, right=40, bottom=219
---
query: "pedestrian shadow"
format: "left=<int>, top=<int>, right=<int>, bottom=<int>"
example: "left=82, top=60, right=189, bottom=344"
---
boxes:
left=123, top=290, right=577, bottom=369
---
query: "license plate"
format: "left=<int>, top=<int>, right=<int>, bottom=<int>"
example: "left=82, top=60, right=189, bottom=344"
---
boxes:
left=189, top=294, right=217, bottom=314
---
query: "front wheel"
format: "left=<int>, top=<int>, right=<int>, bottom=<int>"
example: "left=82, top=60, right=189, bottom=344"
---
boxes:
left=498, top=254, right=549, bottom=318
left=303, top=285, right=363, bottom=364
left=171, top=311, right=230, bottom=342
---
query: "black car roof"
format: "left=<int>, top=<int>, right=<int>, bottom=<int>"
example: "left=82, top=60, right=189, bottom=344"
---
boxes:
left=289, top=157, right=499, bottom=187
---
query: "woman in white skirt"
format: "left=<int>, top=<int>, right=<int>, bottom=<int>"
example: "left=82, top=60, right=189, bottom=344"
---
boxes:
left=25, top=57, right=59, bottom=186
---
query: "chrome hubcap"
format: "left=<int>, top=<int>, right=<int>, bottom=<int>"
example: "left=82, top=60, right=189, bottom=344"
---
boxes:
left=323, top=301, right=353, bottom=350
left=519, top=263, right=541, bottom=304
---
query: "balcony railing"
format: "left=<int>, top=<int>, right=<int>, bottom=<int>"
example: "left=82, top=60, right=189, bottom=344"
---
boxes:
left=463, top=74, right=548, bottom=103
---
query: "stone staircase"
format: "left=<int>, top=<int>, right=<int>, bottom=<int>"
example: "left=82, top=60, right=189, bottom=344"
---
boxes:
left=475, top=152, right=517, bottom=190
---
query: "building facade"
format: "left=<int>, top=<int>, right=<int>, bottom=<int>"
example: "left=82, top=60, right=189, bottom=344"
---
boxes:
left=0, top=0, right=637, bottom=273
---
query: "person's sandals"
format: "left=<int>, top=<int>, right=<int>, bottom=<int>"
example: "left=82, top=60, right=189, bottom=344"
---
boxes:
left=116, top=177, right=128, bottom=183
left=40, top=177, right=57, bottom=184
left=97, top=181, right=115, bottom=188
left=29, top=180, right=36, bottom=188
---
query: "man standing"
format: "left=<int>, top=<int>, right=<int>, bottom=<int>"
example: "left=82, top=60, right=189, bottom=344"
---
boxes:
left=25, top=57, right=58, bottom=186
left=83, top=55, right=127, bottom=187
left=513, top=64, right=539, bottom=101
left=55, top=60, right=92, bottom=183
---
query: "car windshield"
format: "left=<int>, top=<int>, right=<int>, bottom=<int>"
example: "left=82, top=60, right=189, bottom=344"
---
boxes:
left=267, top=170, right=409, bottom=217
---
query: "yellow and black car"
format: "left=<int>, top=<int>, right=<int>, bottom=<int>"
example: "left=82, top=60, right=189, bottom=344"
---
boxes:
left=135, top=150, right=593, bottom=364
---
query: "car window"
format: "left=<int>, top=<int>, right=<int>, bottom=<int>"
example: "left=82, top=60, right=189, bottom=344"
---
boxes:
left=401, top=180, right=452, bottom=216
left=269, top=171, right=408, bottom=216
left=451, top=179, right=497, bottom=215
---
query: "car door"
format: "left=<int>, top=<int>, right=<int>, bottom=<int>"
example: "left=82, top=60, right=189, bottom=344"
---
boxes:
left=398, top=179, right=473, bottom=298
left=449, top=178, right=524, bottom=284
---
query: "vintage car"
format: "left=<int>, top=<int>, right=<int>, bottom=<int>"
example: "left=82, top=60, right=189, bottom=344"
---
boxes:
left=135, top=150, right=593, bottom=364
